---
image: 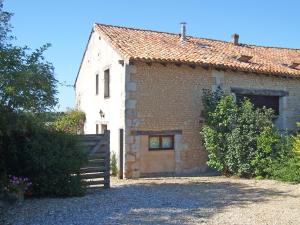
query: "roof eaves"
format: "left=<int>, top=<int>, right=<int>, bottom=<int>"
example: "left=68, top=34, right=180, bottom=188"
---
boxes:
left=130, top=57, right=300, bottom=79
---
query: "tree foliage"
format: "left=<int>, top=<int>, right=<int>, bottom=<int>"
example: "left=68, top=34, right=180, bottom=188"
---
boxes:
left=265, top=123, right=300, bottom=183
left=293, top=123, right=300, bottom=159
left=52, top=109, right=86, bottom=134
left=0, top=0, right=57, bottom=112
left=0, top=111, right=87, bottom=196
left=0, top=0, right=12, bottom=46
left=0, top=1, right=86, bottom=196
left=201, top=89, right=292, bottom=178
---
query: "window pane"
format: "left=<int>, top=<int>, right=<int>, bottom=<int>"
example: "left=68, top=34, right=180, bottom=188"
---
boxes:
left=162, top=136, right=173, bottom=149
left=149, top=136, right=160, bottom=149
left=104, top=69, right=110, bottom=98
left=96, top=74, right=99, bottom=95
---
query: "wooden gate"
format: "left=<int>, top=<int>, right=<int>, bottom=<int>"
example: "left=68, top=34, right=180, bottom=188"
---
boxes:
left=78, top=130, right=110, bottom=188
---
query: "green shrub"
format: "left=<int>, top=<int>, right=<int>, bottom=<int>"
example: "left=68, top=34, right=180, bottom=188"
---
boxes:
left=0, top=109, right=87, bottom=197
left=270, top=157, right=300, bottom=183
left=201, top=90, right=291, bottom=178
left=293, top=123, right=300, bottom=159
left=52, top=109, right=85, bottom=134
left=253, top=127, right=293, bottom=177
left=110, top=152, right=118, bottom=176
left=0, top=1, right=87, bottom=196
left=269, top=123, right=300, bottom=183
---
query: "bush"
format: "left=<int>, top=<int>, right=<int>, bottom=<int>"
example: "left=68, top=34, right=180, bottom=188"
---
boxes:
left=0, top=109, right=87, bottom=197
left=253, top=127, right=293, bottom=177
left=293, top=123, right=300, bottom=159
left=110, top=152, right=118, bottom=176
left=52, top=109, right=85, bottom=134
left=0, top=2, right=87, bottom=197
left=270, top=157, right=300, bottom=183
left=201, top=90, right=292, bottom=178
left=269, top=123, right=300, bottom=183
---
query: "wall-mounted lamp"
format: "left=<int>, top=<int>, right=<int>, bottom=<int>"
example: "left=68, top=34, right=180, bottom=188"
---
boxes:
left=99, top=109, right=105, bottom=118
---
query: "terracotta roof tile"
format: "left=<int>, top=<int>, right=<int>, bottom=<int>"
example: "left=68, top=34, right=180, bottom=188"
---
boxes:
left=95, top=23, right=300, bottom=78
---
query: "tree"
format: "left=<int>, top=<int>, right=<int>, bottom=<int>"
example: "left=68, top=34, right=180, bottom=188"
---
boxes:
left=201, top=89, right=291, bottom=177
left=0, top=1, right=88, bottom=197
left=0, top=0, right=58, bottom=113
left=0, top=0, right=12, bottom=46
left=52, top=109, right=86, bottom=134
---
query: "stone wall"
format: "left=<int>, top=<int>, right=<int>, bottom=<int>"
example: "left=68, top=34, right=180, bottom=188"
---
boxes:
left=221, top=71, right=300, bottom=131
left=124, top=62, right=300, bottom=178
left=125, top=62, right=213, bottom=177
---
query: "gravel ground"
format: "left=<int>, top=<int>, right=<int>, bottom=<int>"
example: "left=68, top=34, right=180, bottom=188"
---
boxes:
left=1, top=176, right=300, bottom=225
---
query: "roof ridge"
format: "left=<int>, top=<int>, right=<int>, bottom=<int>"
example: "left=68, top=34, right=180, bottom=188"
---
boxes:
left=95, top=22, right=181, bottom=36
left=95, top=22, right=300, bottom=51
left=192, top=37, right=300, bottom=51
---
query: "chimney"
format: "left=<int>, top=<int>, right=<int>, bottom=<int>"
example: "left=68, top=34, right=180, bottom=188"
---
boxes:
left=231, top=33, right=239, bottom=45
left=180, top=22, right=187, bottom=41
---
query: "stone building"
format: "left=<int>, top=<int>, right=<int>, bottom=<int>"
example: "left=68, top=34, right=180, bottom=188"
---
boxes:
left=74, top=23, right=300, bottom=178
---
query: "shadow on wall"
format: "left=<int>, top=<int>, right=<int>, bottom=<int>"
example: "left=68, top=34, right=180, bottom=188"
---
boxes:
left=97, top=180, right=292, bottom=225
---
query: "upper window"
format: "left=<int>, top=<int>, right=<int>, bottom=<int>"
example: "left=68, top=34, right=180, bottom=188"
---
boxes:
left=149, top=135, right=174, bottom=151
left=104, top=69, right=110, bottom=98
left=236, top=94, right=280, bottom=116
left=95, top=74, right=99, bottom=95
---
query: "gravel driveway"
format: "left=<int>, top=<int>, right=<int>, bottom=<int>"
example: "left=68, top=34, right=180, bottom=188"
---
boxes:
left=1, top=176, right=300, bottom=225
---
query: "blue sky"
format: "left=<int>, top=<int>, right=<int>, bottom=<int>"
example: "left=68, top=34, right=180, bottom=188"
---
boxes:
left=4, top=0, right=300, bottom=111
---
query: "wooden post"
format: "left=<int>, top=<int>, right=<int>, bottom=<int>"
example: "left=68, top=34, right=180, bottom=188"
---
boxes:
left=119, top=129, right=124, bottom=179
left=104, top=130, right=110, bottom=188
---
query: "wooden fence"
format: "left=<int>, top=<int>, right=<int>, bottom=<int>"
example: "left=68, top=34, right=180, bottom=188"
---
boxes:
left=78, top=130, right=110, bottom=188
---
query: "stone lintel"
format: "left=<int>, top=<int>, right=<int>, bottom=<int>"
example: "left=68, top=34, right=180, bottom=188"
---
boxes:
left=132, top=129, right=183, bottom=136
left=231, top=87, right=289, bottom=97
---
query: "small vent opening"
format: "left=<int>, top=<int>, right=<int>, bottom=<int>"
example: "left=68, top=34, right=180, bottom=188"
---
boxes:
left=236, top=55, right=253, bottom=63
left=283, top=59, right=300, bottom=70
left=288, top=62, right=300, bottom=69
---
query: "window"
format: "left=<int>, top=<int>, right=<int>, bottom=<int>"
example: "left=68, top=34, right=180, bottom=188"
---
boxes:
left=236, top=94, right=280, bottom=116
left=149, top=135, right=174, bottom=150
left=104, top=69, right=110, bottom=98
left=95, top=74, right=99, bottom=95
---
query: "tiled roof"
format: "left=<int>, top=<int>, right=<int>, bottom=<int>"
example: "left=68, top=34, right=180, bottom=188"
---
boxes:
left=95, top=23, right=300, bottom=78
